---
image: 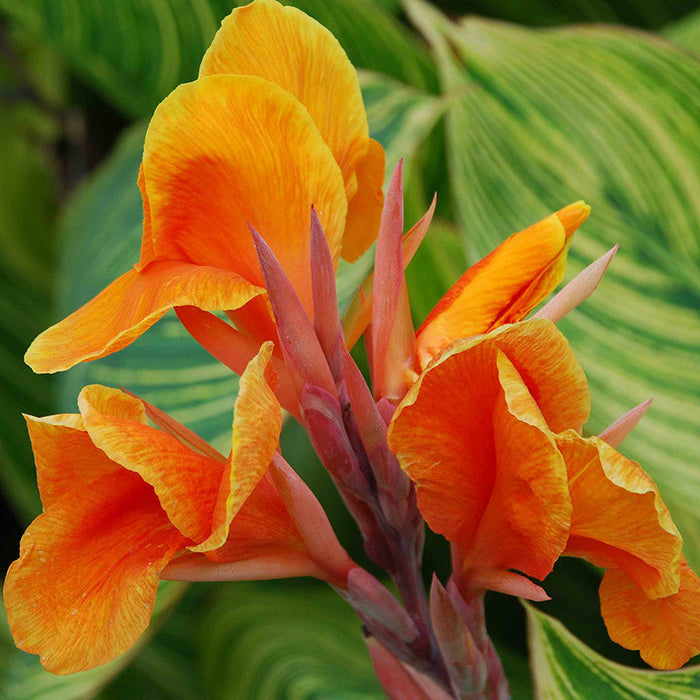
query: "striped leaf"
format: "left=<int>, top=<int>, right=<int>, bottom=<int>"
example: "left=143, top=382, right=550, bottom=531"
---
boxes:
left=439, top=0, right=698, bottom=32
left=194, top=582, right=383, bottom=698
left=0, top=0, right=436, bottom=118
left=406, top=0, right=700, bottom=570
left=526, top=604, right=700, bottom=699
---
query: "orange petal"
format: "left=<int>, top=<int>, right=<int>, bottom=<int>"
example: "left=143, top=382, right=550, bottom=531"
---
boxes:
left=199, top=0, right=371, bottom=203
left=388, top=341, right=570, bottom=585
left=77, top=385, right=224, bottom=544
left=24, top=413, right=118, bottom=508
left=557, top=431, right=682, bottom=599
left=131, top=389, right=227, bottom=462
left=203, top=472, right=305, bottom=564
left=141, top=74, right=347, bottom=313
left=189, top=342, right=282, bottom=552
left=463, top=352, right=570, bottom=580
left=25, top=261, right=262, bottom=373
left=136, top=163, right=155, bottom=269
left=600, top=562, right=700, bottom=670
left=342, top=138, right=386, bottom=261
left=432, top=319, right=590, bottom=434
left=3, top=469, right=187, bottom=674
left=416, top=202, right=590, bottom=366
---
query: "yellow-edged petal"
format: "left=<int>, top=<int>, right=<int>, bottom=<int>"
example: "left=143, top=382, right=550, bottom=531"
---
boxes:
left=557, top=431, right=682, bottom=599
left=416, top=202, right=590, bottom=366
left=136, top=163, right=155, bottom=268
left=141, top=74, right=347, bottom=313
left=436, top=319, right=590, bottom=433
left=25, top=261, right=262, bottom=374
left=190, top=342, right=283, bottom=552
left=600, top=562, right=700, bottom=670
left=200, top=0, right=369, bottom=201
left=24, top=413, right=119, bottom=508
left=3, top=469, right=187, bottom=674
left=78, top=385, right=224, bottom=544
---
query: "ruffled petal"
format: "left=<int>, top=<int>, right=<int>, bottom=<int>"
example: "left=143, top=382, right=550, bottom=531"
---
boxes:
left=204, top=472, right=304, bottom=564
left=416, top=202, right=590, bottom=365
left=77, top=385, right=224, bottom=544
left=389, top=341, right=570, bottom=586
left=190, top=342, right=282, bottom=552
left=141, top=74, right=347, bottom=313
left=3, top=470, right=187, bottom=674
left=430, top=320, right=590, bottom=433
left=25, top=261, right=262, bottom=373
left=24, top=414, right=118, bottom=508
left=136, top=163, right=155, bottom=268
left=464, top=352, right=570, bottom=581
left=199, top=0, right=371, bottom=203
left=557, top=431, right=682, bottom=599
left=600, top=562, right=700, bottom=670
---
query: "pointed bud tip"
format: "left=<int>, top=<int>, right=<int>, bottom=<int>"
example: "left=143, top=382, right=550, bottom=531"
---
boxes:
left=389, top=159, right=403, bottom=187
left=247, top=222, right=266, bottom=254
left=599, top=397, right=653, bottom=448
left=556, top=200, right=591, bottom=236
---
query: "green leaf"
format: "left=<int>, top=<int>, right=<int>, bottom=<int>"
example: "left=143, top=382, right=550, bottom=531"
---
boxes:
left=526, top=604, right=700, bottom=699
left=0, top=0, right=436, bottom=118
left=433, top=0, right=699, bottom=30
left=84, top=580, right=380, bottom=699
left=196, top=581, right=382, bottom=698
left=286, top=0, right=437, bottom=91
left=0, top=55, right=59, bottom=522
left=664, top=8, right=700, bottom=52
left=406, top=0, right=700, bottom=570
left=359, top=68, right=447, bottom=222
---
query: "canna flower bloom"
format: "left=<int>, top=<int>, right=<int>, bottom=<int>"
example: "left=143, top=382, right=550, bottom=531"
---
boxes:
left=3, top=344, right=354, bottom=674
left=25, top=0, right=384, bottom=375
left=388, top=315, right=700, bottom=667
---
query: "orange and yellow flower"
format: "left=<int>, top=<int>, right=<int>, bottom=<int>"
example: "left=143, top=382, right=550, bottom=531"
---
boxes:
left=25, top=0, right=384, bottom=375
left=3, top=344, right=353, bottom=674
left=387, top=230, right=700, bottom=669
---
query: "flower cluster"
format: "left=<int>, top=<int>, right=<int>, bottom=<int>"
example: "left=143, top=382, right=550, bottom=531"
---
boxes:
left=4, top=0, right=699, bottom=695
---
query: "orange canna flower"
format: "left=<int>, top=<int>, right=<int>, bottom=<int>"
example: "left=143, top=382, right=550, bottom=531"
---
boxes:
left=388, top=319, right=700, bottom=669
left=25, top=0, right=384, bottom=375
left=388, top=320, right=586, bottom=599
left=3, top=343, right=353, bottom=674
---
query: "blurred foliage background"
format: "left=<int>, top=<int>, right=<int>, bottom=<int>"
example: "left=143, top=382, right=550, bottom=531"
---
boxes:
left=0, top=0, right=698, bottom=697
